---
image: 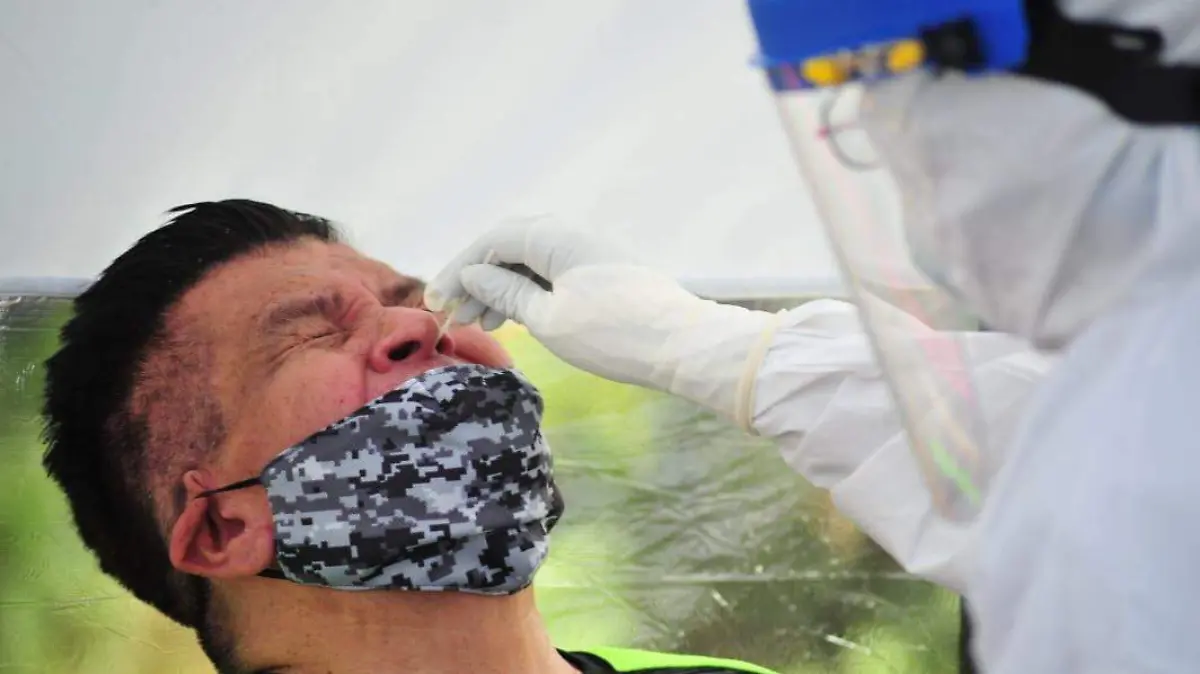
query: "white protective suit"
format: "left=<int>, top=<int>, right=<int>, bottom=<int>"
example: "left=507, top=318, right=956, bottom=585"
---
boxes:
left=424, top=219, right=1052, bottom=657
left=426, top=5, right=1200, bottom=670
left=853, top=1, right=1200, bottom=671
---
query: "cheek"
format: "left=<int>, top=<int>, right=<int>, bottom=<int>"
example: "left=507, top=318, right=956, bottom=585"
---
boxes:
left=288, top=367, right=367, bottom=434
left=449, top=326, right=511, bottom=367
left=234, top=358, right=368, bottom=466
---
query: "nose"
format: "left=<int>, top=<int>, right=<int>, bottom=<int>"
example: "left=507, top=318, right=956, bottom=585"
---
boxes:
left=367, top=307, right=457, bottom=373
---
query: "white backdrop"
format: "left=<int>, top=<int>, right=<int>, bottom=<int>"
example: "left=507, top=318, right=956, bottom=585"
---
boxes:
left=0, top=0, right=849, bottom=295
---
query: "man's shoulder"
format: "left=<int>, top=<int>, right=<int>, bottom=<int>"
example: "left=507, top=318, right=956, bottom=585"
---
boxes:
left=560, top=647, right=779, bottom=674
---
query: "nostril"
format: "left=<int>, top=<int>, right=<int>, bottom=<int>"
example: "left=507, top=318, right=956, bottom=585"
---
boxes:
left=387, top=340, right=420, bottom=362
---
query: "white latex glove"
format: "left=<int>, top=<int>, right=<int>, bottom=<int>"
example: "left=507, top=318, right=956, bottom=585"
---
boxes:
left=424, top=216, right=783, bottom=430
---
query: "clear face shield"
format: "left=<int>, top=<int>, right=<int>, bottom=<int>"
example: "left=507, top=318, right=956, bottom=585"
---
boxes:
left=778, top=79, right=989, bottom=523
left=747, top=2, right=1032, bottom=523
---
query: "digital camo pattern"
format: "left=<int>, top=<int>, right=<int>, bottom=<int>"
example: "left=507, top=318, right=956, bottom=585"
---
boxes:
left=260, top=363, right=563, bottom=595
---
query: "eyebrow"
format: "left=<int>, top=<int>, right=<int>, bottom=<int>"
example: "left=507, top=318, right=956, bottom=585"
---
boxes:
left=259, top=291, right=345, bottom=336
left=382, top=277, right=424, bottom=307
left=258, top=278, right=424, bottom=335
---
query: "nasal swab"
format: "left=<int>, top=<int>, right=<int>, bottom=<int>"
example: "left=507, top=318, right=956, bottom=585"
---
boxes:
left=435, top=296, right=464, bottom=341
left=436, top=250, right=497, bottom=339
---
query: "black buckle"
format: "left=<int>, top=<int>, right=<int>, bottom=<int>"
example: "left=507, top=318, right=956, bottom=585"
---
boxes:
left=1016, top=0, right=1200, bottom=125
left=921, top=18, right=988, bottom=73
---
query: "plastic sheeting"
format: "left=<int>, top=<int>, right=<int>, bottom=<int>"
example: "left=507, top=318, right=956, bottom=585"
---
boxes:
left=0, top=294, right=962, bottom=674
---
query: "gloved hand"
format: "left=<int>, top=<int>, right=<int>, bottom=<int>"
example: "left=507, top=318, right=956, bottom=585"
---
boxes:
left=424, top=215, right=783, bottom=430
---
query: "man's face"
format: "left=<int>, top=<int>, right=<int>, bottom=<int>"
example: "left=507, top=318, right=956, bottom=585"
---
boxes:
left=179, top=238, right=511, bottom=486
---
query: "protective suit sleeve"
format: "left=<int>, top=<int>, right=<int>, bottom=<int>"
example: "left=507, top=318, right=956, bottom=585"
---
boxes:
left=751, top=299, right=1053, bottom=592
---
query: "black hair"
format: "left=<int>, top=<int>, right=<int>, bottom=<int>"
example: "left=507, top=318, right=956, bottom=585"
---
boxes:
left=41, top=200, right=340, bottom=645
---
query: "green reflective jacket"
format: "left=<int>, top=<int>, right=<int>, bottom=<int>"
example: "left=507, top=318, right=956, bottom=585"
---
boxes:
left=561, top=647, right=778, bottom=674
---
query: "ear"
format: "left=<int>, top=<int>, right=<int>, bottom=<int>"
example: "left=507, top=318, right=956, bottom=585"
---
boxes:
left=169, top=471, right=277, bottom=580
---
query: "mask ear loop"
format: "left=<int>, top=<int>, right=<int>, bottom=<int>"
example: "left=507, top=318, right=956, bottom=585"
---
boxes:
left=195, top=477, right=288, bottom=580
left=196, top=476, right=262, bottom=498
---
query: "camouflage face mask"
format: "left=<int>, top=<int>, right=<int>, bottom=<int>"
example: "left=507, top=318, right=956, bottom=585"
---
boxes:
left=198, top=363, right=563, bottom=595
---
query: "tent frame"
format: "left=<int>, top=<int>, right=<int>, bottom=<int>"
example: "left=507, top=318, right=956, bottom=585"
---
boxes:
left=0, top=276, right=849, bottom=302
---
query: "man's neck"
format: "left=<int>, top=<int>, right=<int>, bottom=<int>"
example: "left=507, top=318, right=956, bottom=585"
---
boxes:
left=222, top=582, right=578, bottom=674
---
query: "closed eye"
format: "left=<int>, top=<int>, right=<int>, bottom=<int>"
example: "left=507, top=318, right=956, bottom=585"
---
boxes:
left=270, top=328, right=342, bottom=364
left=308, top=329, right=346, bottom=346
